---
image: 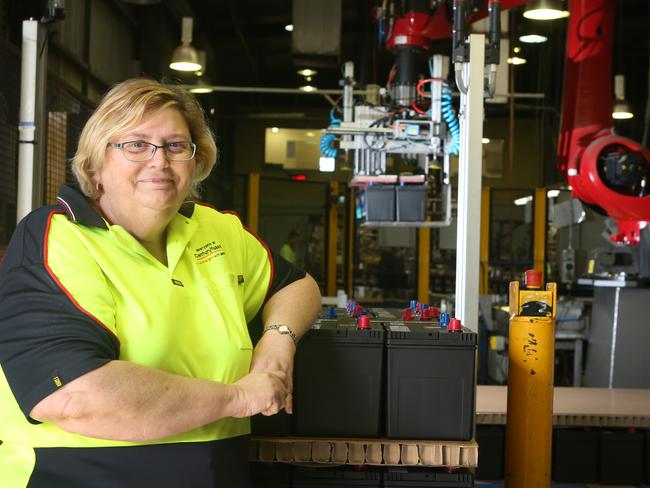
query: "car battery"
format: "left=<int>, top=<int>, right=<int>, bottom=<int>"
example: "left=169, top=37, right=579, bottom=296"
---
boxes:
left=383, top=467, right=474, bottom=487
left=646, top=430, right=650, bottom=485
left=599, top=429, right=645, bottom=485
left=293, top=466, right=381, bottom=487
left=370, top=307, right=403, bottom=321
left=250, top=410, right=293, bottom=437
left=360, top=185, right=395, bottom=222
left=294, top=320, right=385, bottom=437
left=552, top=428, right=599, bottom=483
left=250, top=462, right=292, bottom=488
left=476, top=425, right=505, bottom=480
left=396, top=185, right=428, bottom=222
left=384, top=322, right=476, bottom=440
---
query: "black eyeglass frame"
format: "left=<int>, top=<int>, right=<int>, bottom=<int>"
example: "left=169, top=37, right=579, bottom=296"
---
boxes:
left=106, top=140, right=197, bottom=162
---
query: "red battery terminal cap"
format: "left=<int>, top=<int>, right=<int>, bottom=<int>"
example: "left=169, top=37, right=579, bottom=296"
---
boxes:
left=357, top=315, right=371, bottom=330
left=448, top=317, right=462, bottom=332
left=430, top=306, right=440, bottom=318
left=524, top=269, right=542, bottom=289
left=402, top=308, right=414, bottom=321
left=420, top=307, right=433, bottom=320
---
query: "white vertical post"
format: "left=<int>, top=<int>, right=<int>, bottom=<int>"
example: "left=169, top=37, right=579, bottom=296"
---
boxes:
left=455, top=34, right=485, bottom=332
left=17, top=20, right=39, bottom=221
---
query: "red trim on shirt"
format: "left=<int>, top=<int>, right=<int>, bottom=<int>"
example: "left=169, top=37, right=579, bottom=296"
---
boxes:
left=43, top=210, right=119, bottom=342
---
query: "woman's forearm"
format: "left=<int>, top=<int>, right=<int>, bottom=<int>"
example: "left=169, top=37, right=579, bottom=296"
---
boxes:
left=30, top=360, right=285, bottom=442
left=262, top=273, right=321, bottom=340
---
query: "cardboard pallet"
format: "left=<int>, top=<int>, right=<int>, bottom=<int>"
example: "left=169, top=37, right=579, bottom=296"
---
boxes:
left=250, top=437, right=478, bottom=467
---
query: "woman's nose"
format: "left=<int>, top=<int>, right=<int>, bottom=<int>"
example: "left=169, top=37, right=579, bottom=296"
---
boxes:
left=148, top=146, right=170, bottom=167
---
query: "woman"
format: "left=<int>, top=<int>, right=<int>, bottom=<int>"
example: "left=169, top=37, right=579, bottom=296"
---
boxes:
left=0, top=79, right=321, bottom=487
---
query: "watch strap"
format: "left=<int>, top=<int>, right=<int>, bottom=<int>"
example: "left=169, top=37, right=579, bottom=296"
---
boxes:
left=263, top=324, right=297, bottom=343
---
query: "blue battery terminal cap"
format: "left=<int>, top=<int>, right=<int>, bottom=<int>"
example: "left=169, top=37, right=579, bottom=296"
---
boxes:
left=409, top=299, right=418, bottom=310
left=439, top=312, right=450, bottom=328
left=326, top=306, right=337, bottom=319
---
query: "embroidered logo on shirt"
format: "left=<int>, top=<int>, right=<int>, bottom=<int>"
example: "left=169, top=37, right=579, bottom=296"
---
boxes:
left=237, top=275, right=245, bottom=285
left=194, top=241, right=226, bottom=264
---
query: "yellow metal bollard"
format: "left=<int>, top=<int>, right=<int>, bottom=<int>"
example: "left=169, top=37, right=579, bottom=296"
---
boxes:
left=505, top=269, right=556, bottom=488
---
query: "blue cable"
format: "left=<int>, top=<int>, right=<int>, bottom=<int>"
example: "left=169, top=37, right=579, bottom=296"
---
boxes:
left=320, top=108, right=341, bottom=159
left=441, top=85, right=460, bottom=155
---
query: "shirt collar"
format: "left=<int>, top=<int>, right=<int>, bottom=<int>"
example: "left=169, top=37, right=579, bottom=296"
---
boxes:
left=56, top=184, right=196, bottom=228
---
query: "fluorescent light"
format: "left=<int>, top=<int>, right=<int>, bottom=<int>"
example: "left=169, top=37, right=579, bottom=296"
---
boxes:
left=285, top=24, right=294, bottom=32
left=306, top=131, right=315, bottom=137
left=482, top=138, right=490, bottom=144
left=514, top=196, right=533, bottom=206
left=271, top=127, right=279, bottom=134
left=298, top=69, right=317, bottom=77
left=170, top=60, right=202, bottom=71
left=519, top=34, right=548, bottom=44
left=612, top=109, right=634, bottom=120
left=524, top=8, right=568, bottom=20
left=507, top=56, right=527, bottom=65
left=189, top=86, right=214, bottom=94
left=299, top=85, right=317, bottom=92
left=319, top=157, right=335, bottom=172
left=547, top=189, right=560, bottom=198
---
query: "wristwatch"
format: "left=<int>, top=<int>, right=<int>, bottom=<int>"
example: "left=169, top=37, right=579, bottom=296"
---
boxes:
left=263, top=324, right=297, bottom=343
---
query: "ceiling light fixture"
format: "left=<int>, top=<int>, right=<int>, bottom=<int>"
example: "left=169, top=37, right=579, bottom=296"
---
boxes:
left=523, top=0, right=569, bottom=20
left=507, top=56, right=527, bottom=65
left=299, top=85, right=317, bottom=92
left=482, top=138, right=490, bottom=144
left=189, top=80, right=213, bottom=94
left=514, top=196, right=533, bottom=206
left=612, top=74, right=634, bottom=120
left=189, top=51, right=214, bottom=94
left=297, top=68, right=317, bottom=77
left=519, top=33, right=548, bottom=44
left=271, top=127, right=280, bottom=134
left=170, top=17, right=202, bottom=72
left=285, top=24, right=294, bottom=32
left=547, top=189, right=561, bottom=198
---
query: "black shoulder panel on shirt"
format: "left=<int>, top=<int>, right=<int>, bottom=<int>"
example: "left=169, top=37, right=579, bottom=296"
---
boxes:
left=0, top=206, right=119, bottom=421
left=267, top=252, right=307, bottom=301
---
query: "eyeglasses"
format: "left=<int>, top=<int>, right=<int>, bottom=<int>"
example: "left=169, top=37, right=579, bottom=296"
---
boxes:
left=107, top=140, right=197, bottom=162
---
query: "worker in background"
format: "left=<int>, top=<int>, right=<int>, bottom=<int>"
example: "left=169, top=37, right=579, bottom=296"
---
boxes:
left=280, top=229, right=301, bottom=265
left=0, top=78, right=321, bottom=488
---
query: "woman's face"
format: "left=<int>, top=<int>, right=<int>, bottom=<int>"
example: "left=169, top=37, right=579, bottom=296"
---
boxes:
left=98, top=107, right=196, bottom=216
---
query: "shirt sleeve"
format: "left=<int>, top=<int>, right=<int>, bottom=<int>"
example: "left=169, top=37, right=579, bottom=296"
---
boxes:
left=0, top=209, right=119, bottom=421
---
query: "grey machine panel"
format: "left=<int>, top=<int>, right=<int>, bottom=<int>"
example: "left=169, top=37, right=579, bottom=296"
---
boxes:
left=585, top=286, right=650, bottom=388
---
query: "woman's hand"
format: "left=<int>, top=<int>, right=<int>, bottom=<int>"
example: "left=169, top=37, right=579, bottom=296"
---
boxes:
left=249, top=331, right=296, bottom=414
left=230, top=370, right=289, bottom=418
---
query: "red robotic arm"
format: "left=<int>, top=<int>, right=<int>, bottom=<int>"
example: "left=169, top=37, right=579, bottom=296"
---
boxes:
left=558, top=0, right=650, bottom=244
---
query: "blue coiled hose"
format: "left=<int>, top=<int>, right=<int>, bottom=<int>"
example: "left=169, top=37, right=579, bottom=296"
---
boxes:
left=441, top=85, right=460, bottom=155
left=320, top=109, right=341, bottom=159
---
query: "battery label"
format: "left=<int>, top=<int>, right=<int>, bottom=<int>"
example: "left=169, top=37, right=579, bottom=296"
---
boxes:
left=389, top=325, right=411, bottom=332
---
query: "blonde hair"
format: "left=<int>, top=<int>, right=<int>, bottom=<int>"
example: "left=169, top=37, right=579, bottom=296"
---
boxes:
left=72, top=78, right=217, bottom=199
